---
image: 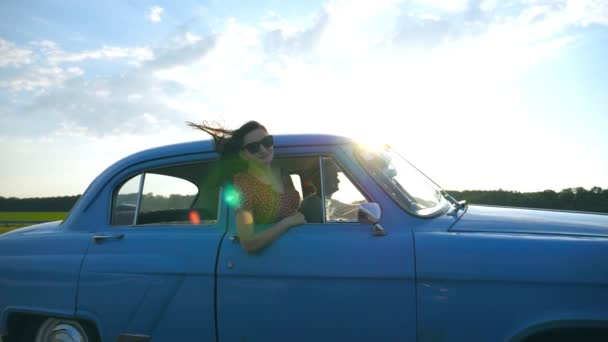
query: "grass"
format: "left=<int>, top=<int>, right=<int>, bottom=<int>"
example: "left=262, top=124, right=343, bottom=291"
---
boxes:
left=0, top=212, right=68, bottom=221
left=0, top=224, right=28, bottom=235
left=0, top=212, right=68, bottom=235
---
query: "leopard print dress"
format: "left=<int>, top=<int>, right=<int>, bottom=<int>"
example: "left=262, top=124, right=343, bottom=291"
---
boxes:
left=233, top=172, right=300, bottom=224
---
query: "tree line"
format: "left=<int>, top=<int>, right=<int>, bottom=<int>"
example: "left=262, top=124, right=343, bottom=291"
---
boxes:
left=1, top=187, right=607, bottom=214
left=0, top=196, right=81, bottom=212
left=448, top=187, right=608, bottom=213
left=115, top=193, right=196, bottom=212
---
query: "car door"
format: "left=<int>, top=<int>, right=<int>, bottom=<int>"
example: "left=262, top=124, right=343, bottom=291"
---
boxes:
left=77, top=157, right=227, bottom=341
left=216, top=147, right=417, bottom=341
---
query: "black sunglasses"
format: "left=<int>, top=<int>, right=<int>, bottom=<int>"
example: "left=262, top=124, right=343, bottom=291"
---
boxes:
left=243, top=135, right=274, bottom=154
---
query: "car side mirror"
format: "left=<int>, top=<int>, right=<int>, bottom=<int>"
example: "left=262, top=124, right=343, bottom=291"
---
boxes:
left=358, top=203, right=381, bottom=223
left=358, top=203, right=386, bottom=237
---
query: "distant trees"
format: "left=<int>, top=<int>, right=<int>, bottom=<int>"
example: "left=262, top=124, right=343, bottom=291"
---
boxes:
left=1, top=187, right=607, bottom=214
left=0, top=193, right=196, bottom=212
left=0, top=196, right=81, bottom=212
left=449, top=187, right=608, bottom=213
left=137, top=193, right=196, bottom=211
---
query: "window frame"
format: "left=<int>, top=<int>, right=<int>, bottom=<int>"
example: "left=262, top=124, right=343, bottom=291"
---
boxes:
left=353, top=145, right=450, bottom=219
left=109, top=160, right=222, bottom=227
left=319, top=156, right=370, bottom=224
left=271, top=152, right=373, bottom=225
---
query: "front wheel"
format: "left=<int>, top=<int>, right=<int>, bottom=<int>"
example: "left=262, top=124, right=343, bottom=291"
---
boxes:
left=35, top=318, right=90, bottom=342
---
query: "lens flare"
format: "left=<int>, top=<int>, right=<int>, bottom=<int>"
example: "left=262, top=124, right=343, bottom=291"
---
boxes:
left=224, top=185, right=242, bottom=207
left=189, top=210, right=201, bottom=225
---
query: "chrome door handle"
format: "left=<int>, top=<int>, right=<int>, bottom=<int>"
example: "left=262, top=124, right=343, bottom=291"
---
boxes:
left=92, top=234, right=125, bottom=243
left=229, top=235, right=239, bottom=242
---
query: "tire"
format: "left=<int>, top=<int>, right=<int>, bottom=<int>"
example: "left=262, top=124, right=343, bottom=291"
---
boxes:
left=34, top=318, right=90, bottom=342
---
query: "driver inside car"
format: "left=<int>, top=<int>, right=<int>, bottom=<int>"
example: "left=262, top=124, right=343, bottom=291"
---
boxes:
left=299, top=160, right=360, bottom=223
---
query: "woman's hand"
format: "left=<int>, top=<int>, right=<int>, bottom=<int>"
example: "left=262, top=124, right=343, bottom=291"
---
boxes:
left=280, top=211, right=307, bottom=228
left=236, top=210, right=305, bottom=254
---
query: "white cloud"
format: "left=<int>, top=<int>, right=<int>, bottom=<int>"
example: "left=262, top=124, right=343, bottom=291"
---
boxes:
left=38, top=42, right=154, bottom=65
left=141, top=113, right=159, bottom=124
left=2, top=0, right=607, bottom=141
left=319, top=0, right=401, bottom=55
left=566, top=0, right=608, bottom=26
left=148, top=6, right=164, bottom=23
left=0, top=65, right=83, bottom=92
left=185, top=32, right=203, bottom=43
left=94, top=89, right=111, bottom=98
left=264, top=11, right=329, bottom=56
left=0, top=38, right=34, bottom=67
left=127, top=93, right=143, bottom=102
left=2, top=1, right=608, bottom=196
left=260, top=11, right=294, bottom=32
left=0, top=31, right=213, bottom=135
left=412, top=0, right=470, bottom=13
left=53, top=121, right=90, bottom=137
left=144, top=35, right=214, bottom=70
left=0, top=39, right=155, bottom=93
left=66, top=67, right=84, bottom=75
left=480, top=0, right=498, bottom=13
left=93, top=0, right=599, bottom=135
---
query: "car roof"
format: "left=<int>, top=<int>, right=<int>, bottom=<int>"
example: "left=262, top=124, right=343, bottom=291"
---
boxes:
left=122, top=134, right=353, bottom=163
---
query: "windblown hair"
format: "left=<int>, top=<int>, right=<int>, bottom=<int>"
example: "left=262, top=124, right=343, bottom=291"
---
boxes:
left=187, top=120, right=267, bottom=156
left=187, top=120, right=268, bottom=186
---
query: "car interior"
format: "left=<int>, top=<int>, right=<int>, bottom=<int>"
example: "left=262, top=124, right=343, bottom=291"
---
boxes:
left=110, top=157, right=323, bottom=227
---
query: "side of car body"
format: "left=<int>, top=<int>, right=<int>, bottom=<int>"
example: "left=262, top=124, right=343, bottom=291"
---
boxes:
left=1, top=135, right=607, bottom=341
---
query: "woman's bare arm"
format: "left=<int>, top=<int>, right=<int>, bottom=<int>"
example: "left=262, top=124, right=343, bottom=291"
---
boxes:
left=236, top=210, right=306, bottom=254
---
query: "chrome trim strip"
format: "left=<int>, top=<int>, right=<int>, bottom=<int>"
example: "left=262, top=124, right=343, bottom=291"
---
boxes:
left=319, top=156, right=326, bottom=224
left=117, top=333, right=151, bottom=342
left=133, top=173, right=145, bottom=225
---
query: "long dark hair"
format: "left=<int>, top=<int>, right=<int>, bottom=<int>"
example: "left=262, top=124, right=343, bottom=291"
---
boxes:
left=187, top=120, right=268, bottom=185
left=187, top=120, right=268, bottom=156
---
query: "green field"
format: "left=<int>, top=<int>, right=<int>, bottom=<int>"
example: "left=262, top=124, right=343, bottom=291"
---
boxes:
left=0, top=225, right=26, bottom=235
left=0, top=212, right=68, bottom=235
left=0, top=212, right=68, bottom=221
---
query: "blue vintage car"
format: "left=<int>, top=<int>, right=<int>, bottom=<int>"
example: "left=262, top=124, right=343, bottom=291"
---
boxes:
left=1, top=134, right=607, bottom=342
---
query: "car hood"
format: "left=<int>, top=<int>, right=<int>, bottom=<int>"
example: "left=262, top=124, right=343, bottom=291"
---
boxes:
left=0, top=220, right=63, bottom=237
left=452, top=205, right=608, bottom=238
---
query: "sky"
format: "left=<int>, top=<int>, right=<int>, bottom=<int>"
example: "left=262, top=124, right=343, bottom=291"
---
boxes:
left=0, top=0, right=607, bottom=198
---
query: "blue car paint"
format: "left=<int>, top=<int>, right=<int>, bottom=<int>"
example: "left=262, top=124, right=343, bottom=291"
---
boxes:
left=415, top=207, right=608, bottom=341
left=0, top=222, right=90, bottom=335
left=452, top=204, right=608, bottom=237
left=215, top=144, right=452, bottom=341
left=74, top=152, right=228, bottom=341
left=77, top=227, right=226, bottom=341
left=1, top=134, right=607, bottom=341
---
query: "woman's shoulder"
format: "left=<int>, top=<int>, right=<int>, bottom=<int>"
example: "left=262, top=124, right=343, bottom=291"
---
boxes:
left=233, top=171, right=252, bottom=184
left=233, top=171, right=260, bottom=191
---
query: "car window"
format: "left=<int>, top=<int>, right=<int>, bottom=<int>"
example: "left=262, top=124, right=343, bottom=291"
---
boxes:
left=112, top=175, right=142, bottom=225
left=321, top=158, right=368, bottom=223
left=355, top=145, right=446, bottom=217
left=111, top=161, right=221, bottom=226
left=138, top=173, right=198, bottom=224
left=297, top=156, right=368, bottom=224
left=290, top=174, right=303, bottom=201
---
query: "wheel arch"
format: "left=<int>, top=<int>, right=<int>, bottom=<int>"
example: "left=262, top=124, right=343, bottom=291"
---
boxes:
left=510, top=319, right=608, bottom=341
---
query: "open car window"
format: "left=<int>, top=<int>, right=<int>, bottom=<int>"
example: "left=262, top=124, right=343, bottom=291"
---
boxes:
left=111, top=161, right=221, bottom=226
left=321, top=157, right=368, bottom=223
left=275, top=156, right=368, bottom=224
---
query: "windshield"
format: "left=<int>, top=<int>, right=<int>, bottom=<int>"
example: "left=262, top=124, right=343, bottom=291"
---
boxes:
left=355, top=145, right=446, bottom=217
